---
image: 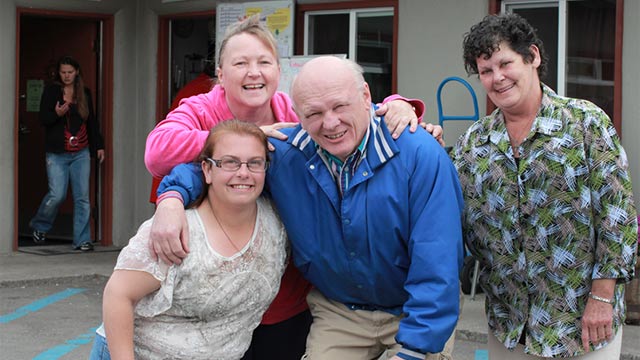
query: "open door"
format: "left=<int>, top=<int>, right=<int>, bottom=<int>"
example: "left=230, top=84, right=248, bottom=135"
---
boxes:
left=17, top=13, right=106, bottom=249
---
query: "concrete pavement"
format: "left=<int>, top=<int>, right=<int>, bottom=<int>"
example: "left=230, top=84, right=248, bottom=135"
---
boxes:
left=1, top=247, right=639, bottom=359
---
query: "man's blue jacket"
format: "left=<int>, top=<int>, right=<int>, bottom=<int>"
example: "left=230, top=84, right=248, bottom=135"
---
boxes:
left=160, top=114, right=465, bottom=356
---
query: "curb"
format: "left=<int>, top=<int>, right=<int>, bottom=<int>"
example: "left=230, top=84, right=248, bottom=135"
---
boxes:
left=0, top=274, right=109, bottom=288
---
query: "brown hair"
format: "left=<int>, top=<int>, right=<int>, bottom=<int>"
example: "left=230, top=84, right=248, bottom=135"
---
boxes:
left=56, top=56, right=89, bottom=120
left=189, top=120, right=269, bottom=208
left=217, top=13, right=279, bottom=67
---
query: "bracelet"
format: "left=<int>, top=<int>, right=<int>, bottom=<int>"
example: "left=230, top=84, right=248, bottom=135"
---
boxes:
left=588, top=292, right=614, bottom=305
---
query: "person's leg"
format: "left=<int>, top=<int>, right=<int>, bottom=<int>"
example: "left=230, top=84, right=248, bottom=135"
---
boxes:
left=69, top=148, right=91, bottom=248
left=575, top=328, right=622, bottom=360
left=241, top=309, right=312, bottom=360
left=487, top=331, right=527, bottom=360
left=373, top=310, right=402, bottom=360
left=88, top=333, right=111, bottom=360
left=30, top=152, right=70, bottom=234
left=303, top=289, right=385, bottom=360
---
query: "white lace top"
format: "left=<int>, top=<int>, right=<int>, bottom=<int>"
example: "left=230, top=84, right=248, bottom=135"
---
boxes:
left=113, top=197, right=288, bottom=360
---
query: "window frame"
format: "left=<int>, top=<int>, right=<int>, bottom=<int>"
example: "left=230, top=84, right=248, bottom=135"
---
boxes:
left=490, top=0, right=624, bottom=134
left=295, top=0, right=399, bottom=93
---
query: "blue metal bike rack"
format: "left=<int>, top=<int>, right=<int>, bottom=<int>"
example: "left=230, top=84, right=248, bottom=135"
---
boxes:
left=436, top=76, right=479, bottom=128
left=437, top=76, right=482, bottom=300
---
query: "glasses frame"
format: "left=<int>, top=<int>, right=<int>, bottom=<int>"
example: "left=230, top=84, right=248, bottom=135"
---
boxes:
left=206, top=156, right=269, bottom=173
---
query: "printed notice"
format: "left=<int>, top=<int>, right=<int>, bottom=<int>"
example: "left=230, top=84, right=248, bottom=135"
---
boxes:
left=216, top=1, right=293, bottom=67
left=26, top=79, right=44, bottom=112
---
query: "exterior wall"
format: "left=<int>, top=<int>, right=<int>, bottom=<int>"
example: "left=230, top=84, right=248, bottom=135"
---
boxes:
left=0, top=0, right=637, bottom=254
left=397, top=0, right=489, bottom=146
left=398, top=0, right=639, bottom=210
left=0, top=1, right=16, bottom=254
left=0, top=0, right=154, bottom=254
left=622, top=0, right=640, bottom=211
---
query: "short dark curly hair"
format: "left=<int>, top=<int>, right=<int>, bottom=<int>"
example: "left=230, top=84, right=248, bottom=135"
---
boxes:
left=462, top=13, right=548, bottom=79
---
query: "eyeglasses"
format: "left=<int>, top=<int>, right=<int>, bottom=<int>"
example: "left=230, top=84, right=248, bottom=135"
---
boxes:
left=206, top=156, right=269, bottom=173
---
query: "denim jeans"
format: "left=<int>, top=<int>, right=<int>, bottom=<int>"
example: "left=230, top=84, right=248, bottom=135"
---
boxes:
left=89, top=333, right=111, bottom=360
left=30, top=148, right=91, bottom=248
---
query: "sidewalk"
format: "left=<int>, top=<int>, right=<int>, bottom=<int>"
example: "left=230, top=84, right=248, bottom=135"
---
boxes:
left=1, top=249, right=638, bottom=359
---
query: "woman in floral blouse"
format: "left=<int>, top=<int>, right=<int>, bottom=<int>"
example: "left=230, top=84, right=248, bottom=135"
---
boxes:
left=451, top=13, right=637, bottom=359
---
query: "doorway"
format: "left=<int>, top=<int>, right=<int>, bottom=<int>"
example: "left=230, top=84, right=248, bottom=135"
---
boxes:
left=16, top=10, right=113, bottom=250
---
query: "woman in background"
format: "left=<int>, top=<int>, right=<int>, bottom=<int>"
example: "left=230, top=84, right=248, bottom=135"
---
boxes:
left=30, top=55, right=105, bottom=251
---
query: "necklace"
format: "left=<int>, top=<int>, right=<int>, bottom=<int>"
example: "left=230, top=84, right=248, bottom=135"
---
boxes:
left=209, top=203, right=243, bottom=253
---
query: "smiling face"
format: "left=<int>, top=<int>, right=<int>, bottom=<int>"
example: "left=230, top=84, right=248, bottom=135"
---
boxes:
left=58, top=64, right=78, bottom=86
left=217, top=32, right=280, bottom=112
left=292, top=57, right=372, bottom=161
left=476, top=41, right=541, bottom=115
left=203, top=133, right=267, bottom=208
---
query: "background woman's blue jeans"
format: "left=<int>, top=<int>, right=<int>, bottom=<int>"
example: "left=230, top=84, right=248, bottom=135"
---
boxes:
left=29, top=148, right=91, bottom=248
left=89, top=333, right=111, bottom=360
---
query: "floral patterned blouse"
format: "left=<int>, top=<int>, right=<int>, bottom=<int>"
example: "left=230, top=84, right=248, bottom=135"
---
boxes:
left=451, top=84, right=637, bottom=357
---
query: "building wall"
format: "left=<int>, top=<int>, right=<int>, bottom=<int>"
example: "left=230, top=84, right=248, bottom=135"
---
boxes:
left=0, top=0, right=637, bottom=254
left=622, top=0, right=640, bottom=212
left=0, top=0, right=155, bottom=253
left=397, top=0, right=489, bottom=145
left=0, top=1, right=17, bottom=254
left=398, top=0, right=639, bottom=210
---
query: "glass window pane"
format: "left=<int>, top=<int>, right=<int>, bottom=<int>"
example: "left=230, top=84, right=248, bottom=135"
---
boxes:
left=566, top=0, right=616, bottom=119
left=170, top=17, right=215, bottom=108
left=512, top=7, right=558, bottom=92
left=357, top=12, right=393, bottom=103
left=307, top=14, right=349, bottom=55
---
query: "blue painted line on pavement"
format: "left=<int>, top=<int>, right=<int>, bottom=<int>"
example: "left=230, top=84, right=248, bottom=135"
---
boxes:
left=0, top=288, right=86, bottom=324
left=33, top=327, right=97, bottom=360
left=475, top=349, right=489, bottom=360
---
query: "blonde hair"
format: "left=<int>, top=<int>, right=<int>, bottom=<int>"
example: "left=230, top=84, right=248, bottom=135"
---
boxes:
left=217, top=14, right=279, bottom=66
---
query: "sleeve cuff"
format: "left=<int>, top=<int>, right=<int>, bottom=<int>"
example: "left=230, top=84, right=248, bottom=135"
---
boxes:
left=395, top=347, right=426, bottom=360
left=156, top=190, right=185, bottom=206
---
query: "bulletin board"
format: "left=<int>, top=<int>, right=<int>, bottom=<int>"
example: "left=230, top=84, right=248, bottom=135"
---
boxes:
left=216, top=1, right=294, bottom=67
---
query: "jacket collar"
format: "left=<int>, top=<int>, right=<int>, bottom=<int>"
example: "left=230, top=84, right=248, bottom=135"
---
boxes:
left=288, top=105, right=398, bottom=170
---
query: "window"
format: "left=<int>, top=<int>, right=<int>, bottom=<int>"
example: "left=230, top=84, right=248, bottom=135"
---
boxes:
left=303, top=8, right=394, bottom=103
left=503, top=0, right=619, bottom=122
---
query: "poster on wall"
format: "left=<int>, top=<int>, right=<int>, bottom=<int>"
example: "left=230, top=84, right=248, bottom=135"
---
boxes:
left=26, top=79, right=44, bottom=112
left=216, top=1, right=294, bottom=67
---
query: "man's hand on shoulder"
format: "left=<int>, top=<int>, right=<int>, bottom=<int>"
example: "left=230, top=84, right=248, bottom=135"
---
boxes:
left=148, top=198, right=190, bottom=265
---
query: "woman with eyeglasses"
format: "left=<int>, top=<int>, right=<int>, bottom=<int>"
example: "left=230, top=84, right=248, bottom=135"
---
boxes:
left=89, top=120, right=288, bottom=360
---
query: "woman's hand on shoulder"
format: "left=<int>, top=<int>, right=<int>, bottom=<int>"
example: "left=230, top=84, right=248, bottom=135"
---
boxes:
left=260, top=122, right=297, bottom=151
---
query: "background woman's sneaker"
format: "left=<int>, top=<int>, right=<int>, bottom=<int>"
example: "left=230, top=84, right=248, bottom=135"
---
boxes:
left=78, top=242, right=94, bottom=252
left=32, top=230, right=46, bottom=244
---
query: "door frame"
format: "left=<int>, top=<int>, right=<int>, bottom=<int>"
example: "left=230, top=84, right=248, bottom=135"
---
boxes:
left=156, top=10, right=215, bottom=123
left=488, top=0, right=624, bottom=136
left=14, top=7, right=114, bottom=250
